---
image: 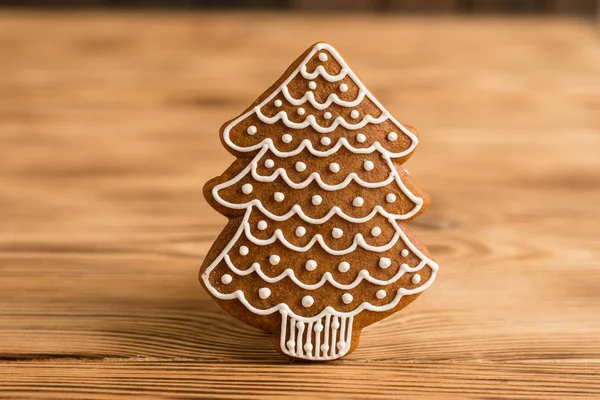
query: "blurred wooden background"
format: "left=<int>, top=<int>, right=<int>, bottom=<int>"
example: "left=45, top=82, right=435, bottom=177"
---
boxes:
left=0, top=11, right=599, bottom=399
left=0, top=0, right=598, bottom=15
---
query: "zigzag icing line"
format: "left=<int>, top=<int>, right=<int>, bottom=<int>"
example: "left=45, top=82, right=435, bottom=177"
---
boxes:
left=254, top=108, right=388, bottom=134
left=280, top=85, right=365, bottom=110
left=201, top=208, right=439, bottom=321
left=300, top=64, right=349, bottom=82
left=223, top=254, right=428, bottom=290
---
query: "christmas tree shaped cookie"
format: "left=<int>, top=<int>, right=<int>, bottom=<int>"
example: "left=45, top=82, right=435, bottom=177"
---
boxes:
left=200, top=43, right=439, bottom=361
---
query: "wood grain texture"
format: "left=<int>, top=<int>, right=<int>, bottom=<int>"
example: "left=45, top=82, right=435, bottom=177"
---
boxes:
left=0, top=11, right=599, bottom=399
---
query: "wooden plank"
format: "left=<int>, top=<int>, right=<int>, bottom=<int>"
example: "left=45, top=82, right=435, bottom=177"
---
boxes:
left=0, top=12, right=599, bottom=398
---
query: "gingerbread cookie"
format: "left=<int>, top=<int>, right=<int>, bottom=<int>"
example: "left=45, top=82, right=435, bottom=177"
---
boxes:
left=200, top=43, right=438, bottom=361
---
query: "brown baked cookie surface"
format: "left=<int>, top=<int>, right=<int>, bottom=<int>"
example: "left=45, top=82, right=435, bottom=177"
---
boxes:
left=200, top=43, right=438, bottom=361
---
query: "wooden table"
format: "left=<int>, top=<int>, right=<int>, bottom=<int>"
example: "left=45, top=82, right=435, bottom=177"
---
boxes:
left=1, top=12, right=599, bottom=399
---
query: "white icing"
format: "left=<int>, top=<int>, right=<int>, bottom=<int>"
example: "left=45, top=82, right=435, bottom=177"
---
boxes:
left=320, top=137, right=331, bottom=146
left=295, top=161, right=306, bottom=172
left=401, top=249, right=409, bottom=257
left=386, top=193, right=397, bottom=203
left=203, top=43, right=439, bottom=361
left=319, top=53, right=328, bottom=62
left=379, top=257, right=391, bottom=269
left=324, top=112, right=332, bottom=120
left=282, top=134, right=292, bottom=143
left=212, top=146, right=424, bottom=221
left=274, top=192, right=285, bottom=202
left=259, top=287, right=271, bottom=299
left=332, top=228, right=343, bottom=239
left=297, top=107, right=306, bottom=116
left=329, top=163, right=340, bottom=173
left=242, top=183, right=253, bottom=194
left=388, top=131, right=398, bottom=141
left=295, top=226, right=306, bottom=237
left=308, top=81, right=317, bottom=90
left=239, top=246, right=249, bottom=256
left=302, top=295, right=314, bottom=307
left=363, top=160, right=374, bottom=171
left=280, top=85, right=365, bottom=111
left=338, top=261, right=350, bottom=273
left=274, top=99, right=282, bottom=107
left=222, top=253, right=428, bottom=290
left=376, top=289, right=386, bottom=299
left=305, top=260, right=317, bottom=271
left=247, top=126, right=257, bottom=135
left=264, top=159, right=275, bottom=168
left=352, top=197, right=364, bottom=207
left=371, top=227, right=381, bottom=237
left=342, top=293, right=353, bottom=304
left=221, top=274, right=232, bottom=284
left=257, top=220, right=267, bottom=230
left=412, top=274, right=421, bottom=284
left=269, top=255, right=280, bottom=265
left=221, top=44, right=418, bottom=158
left=339, top=83, right=348, bottom=92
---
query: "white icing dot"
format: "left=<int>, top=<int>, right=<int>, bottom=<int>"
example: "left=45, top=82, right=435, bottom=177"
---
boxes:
left=321, top=344, right=329, bottom=353
left=332, top=318, right=340, bottom=329
left=350, top=110, right=359, bottom=119
left=241, top=183, right=253, bottom=194
left=308, top=81, right=317, bottom=90
left=401, top=263, right=409, bottom=270
left=386, top=193, right=397, bottom=203
left=264, top=159, right=275, bottom=168
left=379, top=257, right=391, bottom=269
left=239, top=246, right=249, bottom=256
left=269, top=255, right=280, bottom=265
left=388, top=131, right=398, bottom=141
left=356, top=133, right=366, bottom=143
left=401, top=249, right=409, bottom=257
left=274, top=192, right=285, bottom=202
left=305, top=259, right=317, bottom=271
left=221, top=274, right=232, bottom=284
left=371, top=227, right=382, bottom=237
left=302, top=295, right=314, bottom=307
left=324, top=111, right=332, bottom=120
left=258, top=287, right=271, bottom=299
left=376, top=289, right=386, bottom=299
left=274, top=99, right=282, bottom=107
left=296, top=321, right=304, bottom=329
left=287, top=340, right=295, bottom=350
left=337, top=341, right=346, bottom=351
left=332, top=228, right=343, bottom=239
left=314, top=322, right=323, bottom=333
left=329, top=163, right=340, bottom=173
left=312, top=195, right=322, bottom=205
left=257, top=220, right=267, bottom=230
left=282, top=133, right=292, bottom=143
left=318, top=53, right=328, bottom=62
left=339, top=83, right=348, bottom=92
left=338, top=261, right=350, bottom=273
left=352, top=197, right=364, bottom=207
left=321, top=136, right=331, bottom=146
left=297, top=107, right=306, bottom=116
left=363, top=160, right=374, bottom=171
left=295, top=161, right=306, bottom=172
left=295, top=226, right=306, bottom=237
left=246, top=126, right=257, bottom=135
left=304, top=343, right=313, bottom=352
left=412, top=274, right=422, bottom=284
